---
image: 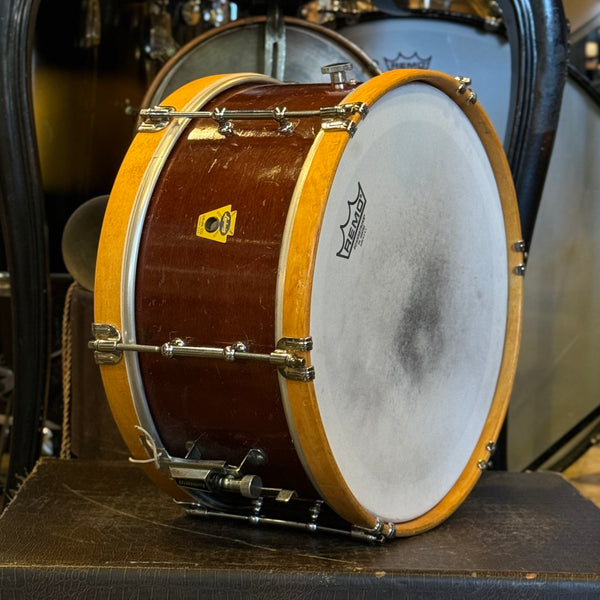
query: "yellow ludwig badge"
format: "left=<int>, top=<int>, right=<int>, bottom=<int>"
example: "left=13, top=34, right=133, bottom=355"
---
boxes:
left=196, top=205, right=237, bottom=243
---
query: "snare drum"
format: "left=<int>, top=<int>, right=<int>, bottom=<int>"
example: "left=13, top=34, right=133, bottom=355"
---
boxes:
left=142, top=16, right=380, bottom=107
left=93, top=69, right=524, bottom=540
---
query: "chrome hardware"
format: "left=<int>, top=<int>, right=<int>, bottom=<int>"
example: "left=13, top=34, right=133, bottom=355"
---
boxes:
left=138, top=105, right=175, bottom=132
left=477, top=442, right=497, bottom=471
left=277, top=337, right=313, bottom=352
left=454, top=76, right=478, bottom=104
left=321, top=120, right=358, bottom=136
left=213, top=107, right=234, bottom=137
left=351, top=519, right=396, bottom=543
left=321, top=62, right=353, bottom=87
left=279, top=364, right=315, bottom=382
left=166, top=447, right=265, bottom=500
left=181, top=500, right=394, bottom=544
left=454, top=75, right=472, bottom=94
left=270, top=489, right=297, bottom=502
left=273, top=107, right=294, bottom=136
left=137, top=103, right=367, bottom=136
left=308, top=500, right=324, bottom=532
left=236, top=447, right=267, bottom=473
left=320, top=102, right=368, bottom=120
left=165, top=445, right=298, bottom=502
left=512, top=239, right=527, bottom=275
left=90, top=324, right=315, bottom=381
left=91, top=323, right=122, bottom=365
left=249, top=498, right=263, bottom=524
left=513, top=240, right=527, bottom=253
left=483, top=16, right=503, bottom=32
left=309, top=500, right=323, bottom=521
left=219, top=474, right=263, bottom=498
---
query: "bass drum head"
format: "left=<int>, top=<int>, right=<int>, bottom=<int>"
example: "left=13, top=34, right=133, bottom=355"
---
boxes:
left=278, top=70, right=523, bottom=532
left=338, top=16, right=511, bottom=142
left=143, top=16, right=380, bottom=106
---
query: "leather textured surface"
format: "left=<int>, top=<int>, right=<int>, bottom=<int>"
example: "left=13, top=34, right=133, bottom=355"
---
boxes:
left=0, top=459, right=598, bottom=598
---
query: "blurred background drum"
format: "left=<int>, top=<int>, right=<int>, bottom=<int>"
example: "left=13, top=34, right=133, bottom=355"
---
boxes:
left=337, top=4, right=511, bottom=141
left=143, top=15, right=380, bottom=107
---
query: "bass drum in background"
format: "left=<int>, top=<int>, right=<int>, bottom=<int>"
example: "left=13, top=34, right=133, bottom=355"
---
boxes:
left=338, top=13, right=511, bottom=142
left=142, top=16, right=380, bottom=106
left=507, top=72, right=600, bottom=471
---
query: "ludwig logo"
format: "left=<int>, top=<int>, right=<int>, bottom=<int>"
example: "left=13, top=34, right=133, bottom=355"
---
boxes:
left=336, top=183, right=367, bottom=260
left=384, top=51, right=432, bottom=71
left=196, top=205, right=237, bottom=243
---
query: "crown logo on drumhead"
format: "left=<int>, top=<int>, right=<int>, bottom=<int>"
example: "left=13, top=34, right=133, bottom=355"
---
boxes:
left=336, top=183, right=367, bottom=260
left=383, top=51, right=432, bottom=71
left=196, top=205, right=237, bottom=243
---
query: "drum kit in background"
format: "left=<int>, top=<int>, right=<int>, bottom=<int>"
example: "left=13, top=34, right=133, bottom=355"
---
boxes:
left=58, top=0, right=599, bottom=540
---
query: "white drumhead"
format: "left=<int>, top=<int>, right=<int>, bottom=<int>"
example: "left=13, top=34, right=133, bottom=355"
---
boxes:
left=309, top=82, right=508, bottom=522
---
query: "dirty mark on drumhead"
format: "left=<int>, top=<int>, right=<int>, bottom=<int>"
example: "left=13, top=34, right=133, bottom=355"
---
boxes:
left=336, top=182, right=367, bottom=260
left=397, top=257, right=447, bottom=384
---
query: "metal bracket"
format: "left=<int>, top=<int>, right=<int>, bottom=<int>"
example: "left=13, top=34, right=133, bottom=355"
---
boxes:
left=351, top=519, right=396, bottom=543
left=89, top=323, right=315, bottom=381
left=137, top=102, right=368, bottom=137
left=164, top=445, right=297, bottom=502
left=512, top=239, right=527, bottom=276
left=454, top=75, right=478, bottom=105
left=90, top=323, right=122, bottom=365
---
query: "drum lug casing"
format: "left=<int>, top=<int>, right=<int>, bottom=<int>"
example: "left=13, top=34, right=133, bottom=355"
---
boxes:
left=90, top=323, right=122, bottom=365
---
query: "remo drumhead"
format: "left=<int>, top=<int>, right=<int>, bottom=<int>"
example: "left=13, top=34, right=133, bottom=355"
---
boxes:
left=338, top=14, right=511, bottom=142
left=93, top=68, right=524, bottom=540
left=142, top=16, right=380, bottom=107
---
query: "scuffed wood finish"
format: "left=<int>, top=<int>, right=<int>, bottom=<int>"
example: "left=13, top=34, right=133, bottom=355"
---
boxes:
left=98, top=75, right=355, bottom=499
left=95, top=75, right=242, bottom=502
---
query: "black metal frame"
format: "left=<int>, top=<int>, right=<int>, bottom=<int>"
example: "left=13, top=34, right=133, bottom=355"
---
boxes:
left=498, top=0, right=569, bottom=247
left=0, top=0, right=50, bottom=503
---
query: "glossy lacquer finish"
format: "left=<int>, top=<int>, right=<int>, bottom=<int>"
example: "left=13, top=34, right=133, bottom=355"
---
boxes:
left=134, top=82, right=353, bottom=496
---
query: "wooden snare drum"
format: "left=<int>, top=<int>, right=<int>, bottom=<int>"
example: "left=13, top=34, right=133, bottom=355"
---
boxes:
left=93, top=67, right=524, bottom=541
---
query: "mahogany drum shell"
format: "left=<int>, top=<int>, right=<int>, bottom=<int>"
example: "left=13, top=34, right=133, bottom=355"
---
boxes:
left=135, top=82, right=353, bottom=498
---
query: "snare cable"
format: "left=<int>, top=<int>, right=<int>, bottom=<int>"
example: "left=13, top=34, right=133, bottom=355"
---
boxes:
left=129, top=425, right=162, bottom=469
